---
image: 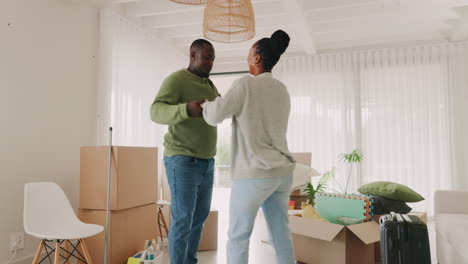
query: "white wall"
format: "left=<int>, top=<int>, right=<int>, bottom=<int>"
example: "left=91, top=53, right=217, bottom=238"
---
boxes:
left=0, top=0, right=99, bottom=262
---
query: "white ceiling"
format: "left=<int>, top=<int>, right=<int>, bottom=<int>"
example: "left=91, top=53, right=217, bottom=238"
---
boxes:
left=76, top=0, right=468, bottom=72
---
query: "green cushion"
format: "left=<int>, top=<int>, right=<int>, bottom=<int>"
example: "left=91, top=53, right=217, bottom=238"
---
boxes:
left=358, top=181, right=424, bottom=203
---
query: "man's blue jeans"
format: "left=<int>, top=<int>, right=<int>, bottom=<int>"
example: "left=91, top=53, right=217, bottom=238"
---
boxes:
left=164, top=155, right=214, bottom=264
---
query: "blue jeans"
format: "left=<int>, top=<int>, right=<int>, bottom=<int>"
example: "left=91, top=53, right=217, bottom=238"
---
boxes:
left=164, top=155, right=215, bottom=264
left=227, top=175, right=295, bottom=264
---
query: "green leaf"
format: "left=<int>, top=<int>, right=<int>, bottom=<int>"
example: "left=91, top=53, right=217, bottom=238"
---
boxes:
left=304, top=182, right=314, bottom=196
left=319, top=167, right=336, bottom=185
left=339, top=149, right=363, bottom=164
left=316, top=183, right=327, bottom=193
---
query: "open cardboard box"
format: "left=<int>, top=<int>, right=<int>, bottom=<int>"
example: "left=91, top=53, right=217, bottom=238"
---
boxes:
left=289, top=215, right=380, bottom=264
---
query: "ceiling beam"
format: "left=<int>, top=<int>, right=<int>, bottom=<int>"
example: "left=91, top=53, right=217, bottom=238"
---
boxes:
left=282, top=0, right=316, bottom=54
left=156, top=19, right=287, bottom=40
left=126, top=0, right=279, bottom=18
left=317, top=29, right=447, bottom=43
left=306, top=2, right=459, bottom=25
left=303, top=0, right=375, bottom=12
left=112, top=0, right=142, bottom=3
left=61, top=0, right=144, bottom=7
left=143, top=4, right=287, bottom=30
left=303, top=0, right=468, bottom=13
left=309, top=16, right=451, bottom=35
left=143, top=11, right=203, bottom=29
left=319, top=32, right=447, bottom=51
left=125, top=0, right=202, bottom=17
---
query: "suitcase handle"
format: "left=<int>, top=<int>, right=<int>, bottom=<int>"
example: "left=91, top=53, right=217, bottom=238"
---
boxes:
left=380, top=212, right=411, bottom=225
left=402, top=214, right=412, bottom=223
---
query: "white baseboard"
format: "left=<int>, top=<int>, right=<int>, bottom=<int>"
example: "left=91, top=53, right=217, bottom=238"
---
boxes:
left=9, top=241, right=86, bottom=264
left=10, top=251, right=47, bottom=264
left=10, top=254, right=35, bottom=264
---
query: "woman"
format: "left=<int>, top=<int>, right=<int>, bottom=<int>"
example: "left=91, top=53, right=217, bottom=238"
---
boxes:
left=202, top=30, right=296, bottom=264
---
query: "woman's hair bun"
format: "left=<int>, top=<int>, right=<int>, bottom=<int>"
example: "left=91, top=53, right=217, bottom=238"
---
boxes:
left=270, top=30, right=290, bottom=56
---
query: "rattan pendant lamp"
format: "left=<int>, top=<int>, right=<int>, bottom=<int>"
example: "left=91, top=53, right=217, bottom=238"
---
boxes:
left=203, top=0, right=256, bottom=43
left=169, top=0, right=207, bottom=4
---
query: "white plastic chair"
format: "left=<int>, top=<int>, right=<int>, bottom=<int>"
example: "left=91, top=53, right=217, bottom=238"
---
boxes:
left=24, top=182, right=103, bottom=264
left=156, top=200, right=170, bottom=244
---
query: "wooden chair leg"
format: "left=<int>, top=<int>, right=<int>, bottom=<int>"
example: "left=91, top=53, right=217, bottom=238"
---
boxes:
left=54, top=241, right=60, bottom=264
left=64, top=240, right=69, bottom=264
left=157, top=207, right=163, bottom=242
left=160, top=208, right=169, bottom=237
left=32, top=240, right=44, bottom=264
left=80, top=239, right=93, bottom=264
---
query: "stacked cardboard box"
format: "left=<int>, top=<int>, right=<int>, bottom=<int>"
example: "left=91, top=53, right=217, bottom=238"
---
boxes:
left=78, top=146, right=159, bottom=264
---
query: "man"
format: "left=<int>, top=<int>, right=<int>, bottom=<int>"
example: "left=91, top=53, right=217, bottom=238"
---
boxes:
left=150, top=39, right=219, bottom=264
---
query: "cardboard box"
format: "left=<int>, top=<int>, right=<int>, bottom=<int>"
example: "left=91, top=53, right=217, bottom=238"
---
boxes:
left=289, top=216, right=380, bottom=264
left=408, top=211, right=427, bottom=224
left=78, top=204, right=159, bottom=264
left=289, top=152, right=312, bottom=209
left=80, top=146, right=158, bottom=210
left=198, top=210, right=218, bottom=251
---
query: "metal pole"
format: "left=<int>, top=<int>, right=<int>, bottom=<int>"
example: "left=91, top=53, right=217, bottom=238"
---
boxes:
left=104, top=127, right=113, bottom=264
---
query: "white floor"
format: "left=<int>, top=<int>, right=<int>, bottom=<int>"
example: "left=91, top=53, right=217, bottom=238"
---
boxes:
left=161, top=187, right=438, bottom=264
left=161, top=188, right=276, bottom=264
left=161, top=212, right=276, bottom=264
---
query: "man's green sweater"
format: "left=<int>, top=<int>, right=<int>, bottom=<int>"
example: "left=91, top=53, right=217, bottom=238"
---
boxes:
left=150, top=69, right=220, bottom=159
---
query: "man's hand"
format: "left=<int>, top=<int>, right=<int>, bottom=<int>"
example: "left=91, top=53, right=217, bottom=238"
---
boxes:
left=187, top=100, right=205, bottom=117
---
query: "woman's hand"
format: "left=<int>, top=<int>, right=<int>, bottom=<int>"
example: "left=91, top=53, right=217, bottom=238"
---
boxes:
left=200, top=99, right=209, bottom=109
left=187, top=100, right=205, bottom=117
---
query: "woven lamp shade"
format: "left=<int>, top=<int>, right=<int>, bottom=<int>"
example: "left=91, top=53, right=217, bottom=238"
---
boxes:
left=169, top=0, right=207, bottom=4
left=203, top=0, right=256, bottom=43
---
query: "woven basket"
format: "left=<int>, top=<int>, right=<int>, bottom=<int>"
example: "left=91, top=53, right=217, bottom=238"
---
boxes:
left=203, top=0, right=256, bottom=43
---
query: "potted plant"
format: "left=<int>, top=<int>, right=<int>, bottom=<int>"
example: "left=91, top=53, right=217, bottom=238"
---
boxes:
left=304, top=168, right=335, bottom=207
left=340, top=149, right=363, bottom=194
left=303, top=149, right=363, bottom=207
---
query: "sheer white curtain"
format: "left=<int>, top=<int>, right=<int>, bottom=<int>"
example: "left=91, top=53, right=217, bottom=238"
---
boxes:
left=96, top=9, right=186, bottom=200
left=274, top=43, right=468, bottom=214
left=274, top=56, right=357, bottom=174
left=447, top=45, right=468, bottom=191
left=96, top=9, right=185, bottom=147
left=359, top=47, right=452, bottom=213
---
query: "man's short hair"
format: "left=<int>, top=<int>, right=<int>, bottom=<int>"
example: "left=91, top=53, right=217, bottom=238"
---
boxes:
left=190, top=39, right=213, bottom=50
